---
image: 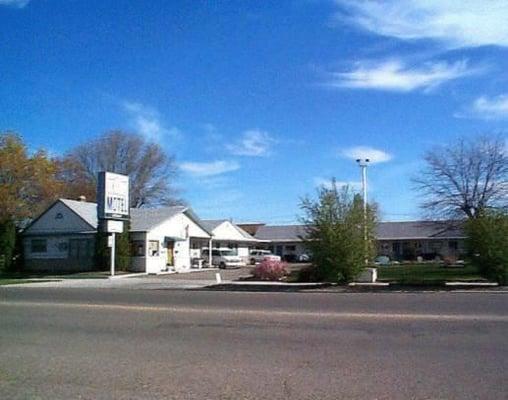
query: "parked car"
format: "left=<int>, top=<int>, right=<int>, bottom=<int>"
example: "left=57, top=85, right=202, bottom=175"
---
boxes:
left=203, top=248, right=245, bottom=269
left=249, top=250, right=281, bottom=265
left=298, top=253, right=311, bottom=262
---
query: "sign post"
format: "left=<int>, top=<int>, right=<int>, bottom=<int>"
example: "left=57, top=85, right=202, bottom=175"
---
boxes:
left=97, top=172, right=130, bottom=277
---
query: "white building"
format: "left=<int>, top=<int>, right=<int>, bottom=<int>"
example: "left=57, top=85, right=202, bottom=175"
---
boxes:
left=22, top=198, right=212, bottom=274
left=201, top=219, right=260, bottom=262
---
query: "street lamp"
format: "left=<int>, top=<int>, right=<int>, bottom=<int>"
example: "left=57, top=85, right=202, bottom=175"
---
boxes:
left=356, top=158, right=370, bottom=264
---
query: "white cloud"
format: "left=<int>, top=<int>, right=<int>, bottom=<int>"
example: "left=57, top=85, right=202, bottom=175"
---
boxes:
left=227, top=129, right=276, bottom=157
left=334, top=0, right=508, bottom=48
left=328, top=59, right=478, bottom=92
left=340, top=146, right=392, bottom=164
left=180, top=160, right=240, bottom=177
left=469, top=95, right=508, bottom=120
left=0, top=0, right=30, bottom=8
left=123, top=101, right=180, bottom=142
left=314, top=177, right=361, bottom=190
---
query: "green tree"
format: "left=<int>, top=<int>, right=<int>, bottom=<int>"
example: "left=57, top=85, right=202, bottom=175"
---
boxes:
left=299, top=181, right=377, bottom=283
left=0, top=220, right=16, bottom=273
left=95, top=221, right=130, bottom=271
left=466, top=210, right=508, bottom=284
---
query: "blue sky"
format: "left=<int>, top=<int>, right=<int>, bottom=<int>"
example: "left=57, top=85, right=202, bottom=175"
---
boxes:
left=1, top=0, right=507, bottom=223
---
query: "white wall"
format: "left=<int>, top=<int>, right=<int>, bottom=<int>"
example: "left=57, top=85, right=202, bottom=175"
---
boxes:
left=141, top=212, right=210, bottom=273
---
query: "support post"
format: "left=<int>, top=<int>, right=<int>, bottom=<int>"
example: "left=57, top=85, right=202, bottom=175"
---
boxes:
left=208, top=238, right=213, bottom=268
left=110, top=233, right=116, bottom=277
left=356, top=159, right=370, bottom=265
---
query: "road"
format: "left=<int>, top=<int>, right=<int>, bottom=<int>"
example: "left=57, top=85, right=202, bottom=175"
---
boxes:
left=0, top=288, right=507, bottom=399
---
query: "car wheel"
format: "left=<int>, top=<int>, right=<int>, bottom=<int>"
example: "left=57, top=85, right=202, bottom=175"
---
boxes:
left=219, top=262, right=226, bottom=269
left=250, top=258, right=256, bottom=265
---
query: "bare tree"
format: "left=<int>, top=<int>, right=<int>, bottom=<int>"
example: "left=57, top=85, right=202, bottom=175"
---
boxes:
left=61, top=131, right=181, bottom=207
left=414, top=134, right=507, bottom=220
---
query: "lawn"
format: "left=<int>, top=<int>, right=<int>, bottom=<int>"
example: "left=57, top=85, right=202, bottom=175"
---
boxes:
left=377, top=263, right=485, bottom=285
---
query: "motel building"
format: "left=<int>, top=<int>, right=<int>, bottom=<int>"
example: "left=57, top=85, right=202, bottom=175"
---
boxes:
left=22, top=198, right=212, bottom=274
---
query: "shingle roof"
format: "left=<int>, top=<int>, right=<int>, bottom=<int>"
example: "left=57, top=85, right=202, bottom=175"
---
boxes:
left=201, top=219, right=259, bottom=241
left=255, top=225, right=307, bottom=241
left=376, top=221, right=465, bottom=240
left=60, top=199, right=192, bottom=232
left=254, top=221, right=465, bottom=241
left=130, top=206, right=187, bottom=231
left=60, top=199, right=98, bottom=229
left=201, top=219, right=226, bottom=232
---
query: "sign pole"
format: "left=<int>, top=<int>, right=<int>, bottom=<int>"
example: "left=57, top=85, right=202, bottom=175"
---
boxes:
left=110, top=233, right=116, bottom=277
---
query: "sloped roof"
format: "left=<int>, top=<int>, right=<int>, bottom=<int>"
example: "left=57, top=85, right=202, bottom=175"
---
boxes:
left=201, top=219, right=259, bottom=242
left=60, top=199, right=98, bottom=229
left=255, top=225, right=307, bottom=242
left=376, top=221, right=465, bottom=240
left=58, top=199, right=207, bottom=233
left=201, top=219, right=226, bottom=232
left=130, top=206, right=187, bottom=231
left=254, top=222, right=465, bottom=241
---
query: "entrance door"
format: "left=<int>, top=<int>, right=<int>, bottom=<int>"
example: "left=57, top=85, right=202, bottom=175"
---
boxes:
left=166, top=241, right=175, bottom=266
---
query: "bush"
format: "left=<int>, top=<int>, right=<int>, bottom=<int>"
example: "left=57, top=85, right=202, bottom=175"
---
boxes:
left=300, top=183, right=377, bottom=283
left=0, top=220, right=16, bottom=274
left=252, top=260, right=288, bottom=281
left=466, top=211, right=508, bottom=284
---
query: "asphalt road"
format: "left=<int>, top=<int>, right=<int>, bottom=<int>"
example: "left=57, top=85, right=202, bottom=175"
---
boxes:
left=0, top=288, right=507, bottom=400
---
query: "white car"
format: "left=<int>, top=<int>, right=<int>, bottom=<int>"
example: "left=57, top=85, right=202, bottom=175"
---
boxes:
left=249, top=250, right=281, bottom=265
left=204, top=248, right=246, bottom=269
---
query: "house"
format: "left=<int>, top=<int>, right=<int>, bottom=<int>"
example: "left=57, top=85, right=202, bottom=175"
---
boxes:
left=251, top=221, right=466, bottom=262
left=22, top=198, right=211, bottom=273
left=201, top=219, right=260, bottom=262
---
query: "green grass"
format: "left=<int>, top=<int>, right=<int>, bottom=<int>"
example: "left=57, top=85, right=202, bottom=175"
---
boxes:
left=377, top=263, right=484, bottom=285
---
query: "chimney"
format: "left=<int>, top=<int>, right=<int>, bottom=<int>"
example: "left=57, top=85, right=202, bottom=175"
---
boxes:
left=77, top=195, right=87, bottom=202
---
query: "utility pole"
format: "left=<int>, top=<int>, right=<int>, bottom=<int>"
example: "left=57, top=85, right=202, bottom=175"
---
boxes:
left=356, top=158, right=370, bottom=264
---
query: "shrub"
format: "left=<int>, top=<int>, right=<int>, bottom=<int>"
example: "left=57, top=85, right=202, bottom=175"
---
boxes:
left=466, top=211, right=508, bottom=284
left=300, top=182, right=378, bottom=283
left=252, top=260, right=288, bottom=281
left=0, top=220, right=16, bottom=274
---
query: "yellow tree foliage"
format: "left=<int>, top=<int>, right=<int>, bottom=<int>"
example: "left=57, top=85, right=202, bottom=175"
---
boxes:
left=0, top=132, right=63, bottom=223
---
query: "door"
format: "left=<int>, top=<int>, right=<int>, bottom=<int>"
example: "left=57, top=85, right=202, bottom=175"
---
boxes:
left=166, top=241, right=174, bottom=265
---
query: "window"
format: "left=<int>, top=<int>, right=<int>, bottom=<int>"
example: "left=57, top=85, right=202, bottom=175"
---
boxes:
left=148, top=241, right=160, bottom=257
left=31, top=239, right=47, bottom=253
left=55, top=212, right=63, bottom=220
left=285, top=245, right=296, bottom=251
left=130, top=241, right=145, bottom=257
left=69, top=239, right=93, bottom=259
left=448, top=240, right=458, bottom=250
left=58, top=241, right=68, bottom=252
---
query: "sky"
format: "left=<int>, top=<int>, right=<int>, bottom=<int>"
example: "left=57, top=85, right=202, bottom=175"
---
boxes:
left=1, top=0, right=507, bottom=224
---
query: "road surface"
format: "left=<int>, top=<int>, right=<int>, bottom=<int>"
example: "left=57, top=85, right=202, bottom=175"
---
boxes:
left=1, top=288, right=507, bottom=399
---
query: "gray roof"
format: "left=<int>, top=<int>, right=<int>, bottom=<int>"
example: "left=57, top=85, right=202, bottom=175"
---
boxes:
left=376, top=221, right=465, bottom=240
left=254, top=222, right=465, bottom=242
left=130, top=206, right=187, bottom=231
left=201, top=219, right=259, bottom=241
left=201, top=219, right=226, bottom=232
left=60, top=199, right=98, bottom=229
left=255, top=225, right=307, bottom=242
left=60, top=199, right=199, bottom=233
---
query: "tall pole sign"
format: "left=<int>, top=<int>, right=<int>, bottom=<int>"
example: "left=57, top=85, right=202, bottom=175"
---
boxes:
left=97, top=172, right=130, bottom=276
left=356, top=159, right=370, bottom=265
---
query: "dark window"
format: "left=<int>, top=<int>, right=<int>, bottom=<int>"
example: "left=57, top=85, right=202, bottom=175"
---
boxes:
left=31, top=239, right=47, bottom=253
left=130, top=241, right=145, bottom=257
left=285, top=245, right=296, bottom=251
left=55, top=213, right=63, bottom=220
left=69, top=239, right=93, bottom=259
left=448, top=240, right=458, bottom=250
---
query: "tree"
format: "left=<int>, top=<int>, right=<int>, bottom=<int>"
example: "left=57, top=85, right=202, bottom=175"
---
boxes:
left=414, top=135, right=507, bottom=220
left=0, top=132, right=63, bottom=223
left=299, top=181, right=377, bottom=283
left=61, top=130, right=180, bottom=207
left=0, top=220, right=16, bottom=273
left=466, top=210, right=508, bottom=284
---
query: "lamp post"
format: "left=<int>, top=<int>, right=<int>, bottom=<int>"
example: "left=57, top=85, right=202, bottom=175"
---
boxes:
left=356, top=158, right=370, bottom=264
